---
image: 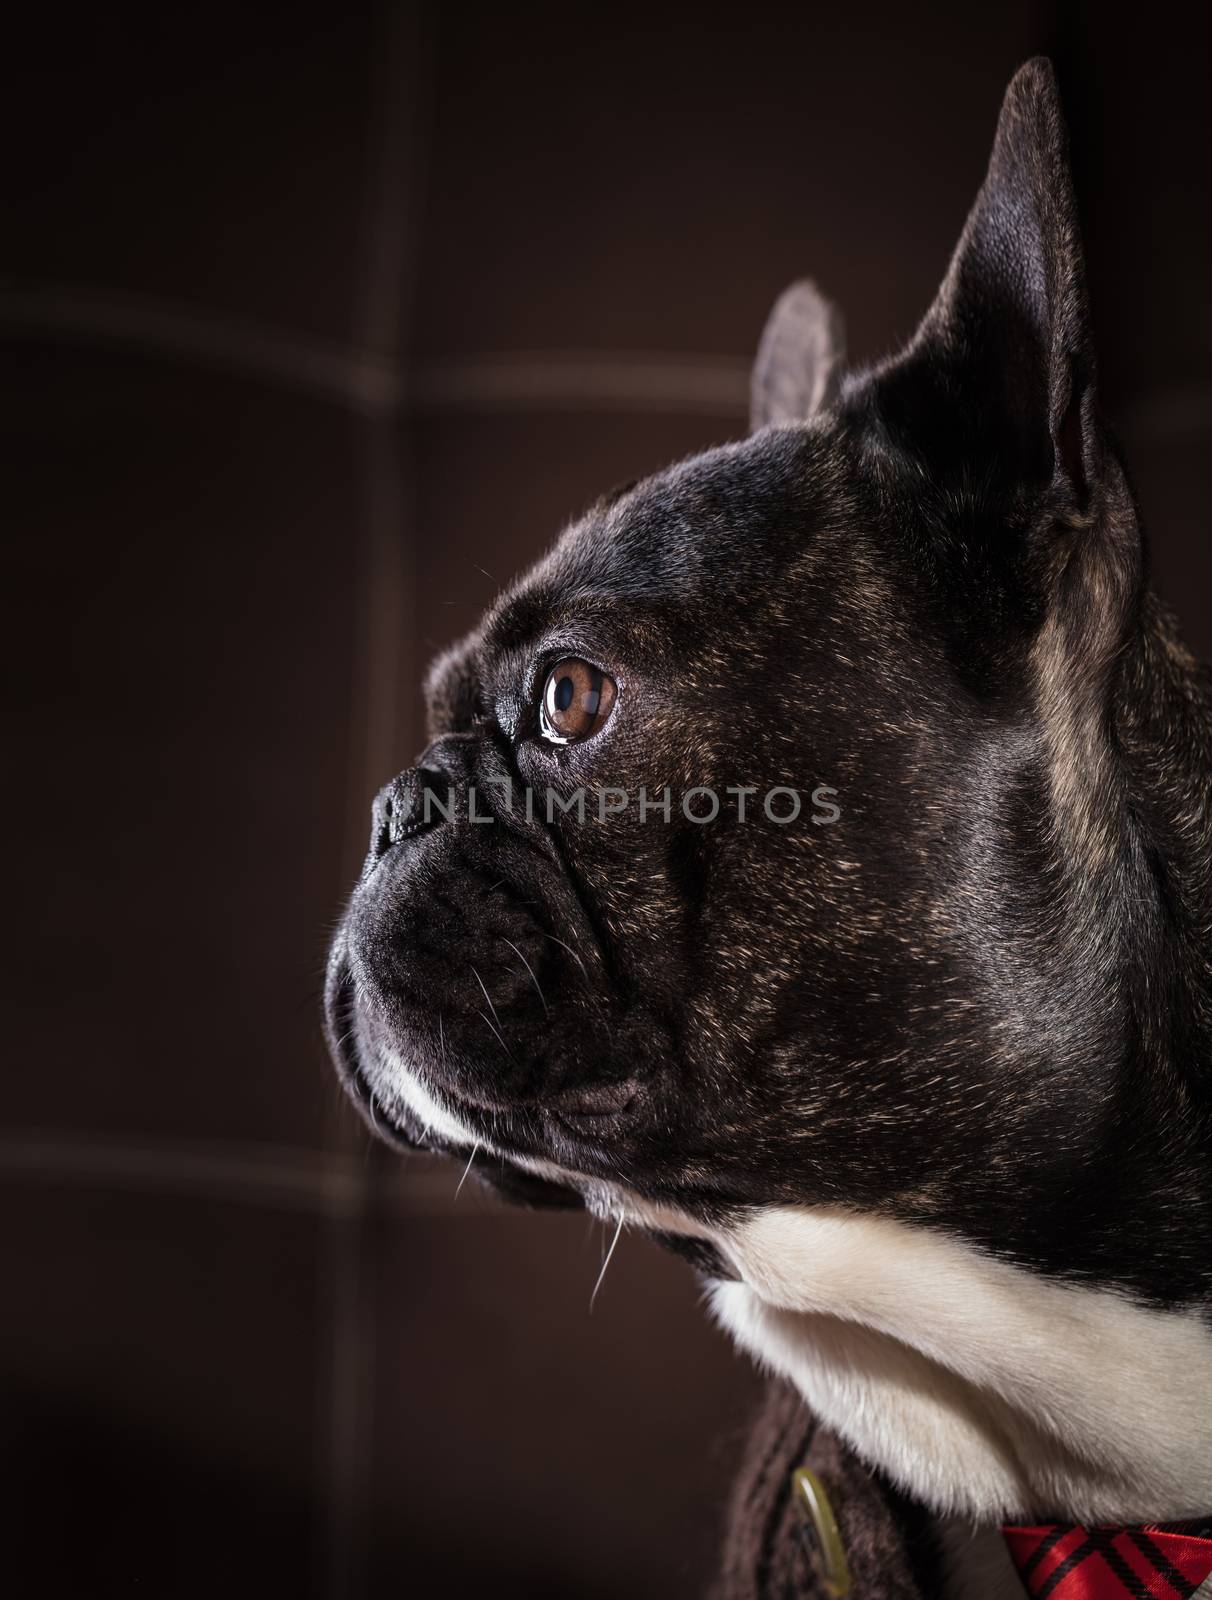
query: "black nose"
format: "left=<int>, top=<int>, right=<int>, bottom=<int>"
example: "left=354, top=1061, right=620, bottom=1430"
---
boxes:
left=369, top=766, right=451, bottom=860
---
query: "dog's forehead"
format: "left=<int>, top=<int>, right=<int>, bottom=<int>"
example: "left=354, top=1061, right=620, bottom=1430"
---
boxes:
left=481, top=426, right=834, bottom=658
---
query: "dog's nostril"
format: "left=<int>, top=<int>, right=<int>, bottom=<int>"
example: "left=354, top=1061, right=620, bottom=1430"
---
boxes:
left=369, top=766, right=453, bottom=859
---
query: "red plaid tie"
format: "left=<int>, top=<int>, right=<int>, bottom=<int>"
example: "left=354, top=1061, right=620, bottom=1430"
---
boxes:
left=1003, top=1523, right=1212, bottom=1599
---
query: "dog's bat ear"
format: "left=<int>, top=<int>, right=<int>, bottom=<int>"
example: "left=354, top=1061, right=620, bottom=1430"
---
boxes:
left=854, top=58, right=1142, bottom=768
left=750, top=280, right=846, bottom=431
left=869, top=58, right=1106, bottom=514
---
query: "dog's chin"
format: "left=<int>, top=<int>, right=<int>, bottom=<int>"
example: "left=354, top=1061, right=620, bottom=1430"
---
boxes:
left=323, top=959, right=588, bottom=1208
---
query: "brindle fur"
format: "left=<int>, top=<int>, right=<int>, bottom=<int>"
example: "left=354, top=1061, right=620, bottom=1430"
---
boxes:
left=325, top=59, right=1212, bottom=1311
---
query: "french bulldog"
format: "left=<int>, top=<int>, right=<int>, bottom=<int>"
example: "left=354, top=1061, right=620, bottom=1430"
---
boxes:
left=325, top=57, right=1212, bottom=1595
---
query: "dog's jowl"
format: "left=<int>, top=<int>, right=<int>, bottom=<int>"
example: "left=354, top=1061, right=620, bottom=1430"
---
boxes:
left=325, top=58, right=1212, bottom=1597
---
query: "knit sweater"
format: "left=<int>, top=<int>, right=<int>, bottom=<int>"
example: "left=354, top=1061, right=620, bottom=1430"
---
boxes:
left=715, top=1380, right=950, bottom=1599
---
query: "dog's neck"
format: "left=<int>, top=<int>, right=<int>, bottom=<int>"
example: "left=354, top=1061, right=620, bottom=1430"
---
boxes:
left=966, top=583, right=1212, bottom=1307
left=1118, top=593, right=1212, bottom=1056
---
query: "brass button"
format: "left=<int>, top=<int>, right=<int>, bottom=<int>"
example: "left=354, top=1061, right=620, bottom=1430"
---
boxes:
left=792, top=1467, right=853, bottom=1597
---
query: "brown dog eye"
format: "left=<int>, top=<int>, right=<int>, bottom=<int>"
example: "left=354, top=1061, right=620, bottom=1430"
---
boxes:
left=540, top=658, right=616, bottom=744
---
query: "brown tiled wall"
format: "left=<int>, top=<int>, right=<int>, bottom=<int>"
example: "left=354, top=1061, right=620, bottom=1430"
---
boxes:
left=5, top=6, right=1210, bottom=1596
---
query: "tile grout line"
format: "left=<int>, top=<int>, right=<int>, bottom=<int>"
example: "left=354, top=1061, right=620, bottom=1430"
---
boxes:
left=0, top=1134, right=486, bottom=1217
left=322, top=7, right=433, bottom=1599
left=408, top=354, right=751, bottom=413
left=0, top=286, right=754, bottom=415
left=0, top=286, right=399, bottom=412
left=10, top=285, right=1211, bottom=431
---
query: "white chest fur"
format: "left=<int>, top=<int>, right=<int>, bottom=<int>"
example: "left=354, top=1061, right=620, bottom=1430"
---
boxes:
left=707, top=1207, right=1212, bottom=1525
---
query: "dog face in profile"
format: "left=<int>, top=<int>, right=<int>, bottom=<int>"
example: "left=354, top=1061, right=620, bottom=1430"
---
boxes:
left=326, top=60, right=1212, bottom=1525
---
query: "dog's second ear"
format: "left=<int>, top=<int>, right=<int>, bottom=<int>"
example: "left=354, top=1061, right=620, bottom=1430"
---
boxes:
left=751, top=280, right=846, bottom=430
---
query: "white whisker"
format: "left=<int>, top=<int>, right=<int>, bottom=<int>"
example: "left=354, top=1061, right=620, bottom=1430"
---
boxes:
left=544, top=934, right=588, bottom=980
left=471, top=965, right=506, bottom=1032
left=590, top=1214, right=625, bottom=1311
left=455, top=1138, right=481, bottom=1197
left=502, top=937, right=549, bottom=1017
left=475, top=1008, right=512, bottom=1058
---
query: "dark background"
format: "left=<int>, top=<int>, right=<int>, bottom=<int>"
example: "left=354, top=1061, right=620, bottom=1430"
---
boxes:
left=4, top=6, right=1209, bottom=1596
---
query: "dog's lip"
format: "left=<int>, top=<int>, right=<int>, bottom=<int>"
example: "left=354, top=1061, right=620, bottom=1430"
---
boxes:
left=323, top=958, right=360, bottom=1092
left=324, top=957, right=552, bottom=1150
left=324, top=962, right=415, bottom=1150
left=328, top=948, right=636, bottom=1120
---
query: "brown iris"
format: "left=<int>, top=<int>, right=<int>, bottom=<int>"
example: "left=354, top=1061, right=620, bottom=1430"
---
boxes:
left=540, top=658, right=617, bottom=744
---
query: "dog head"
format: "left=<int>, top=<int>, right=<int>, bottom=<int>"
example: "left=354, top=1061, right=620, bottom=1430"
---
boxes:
left=325, top=59, right=1207, bottom=1307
